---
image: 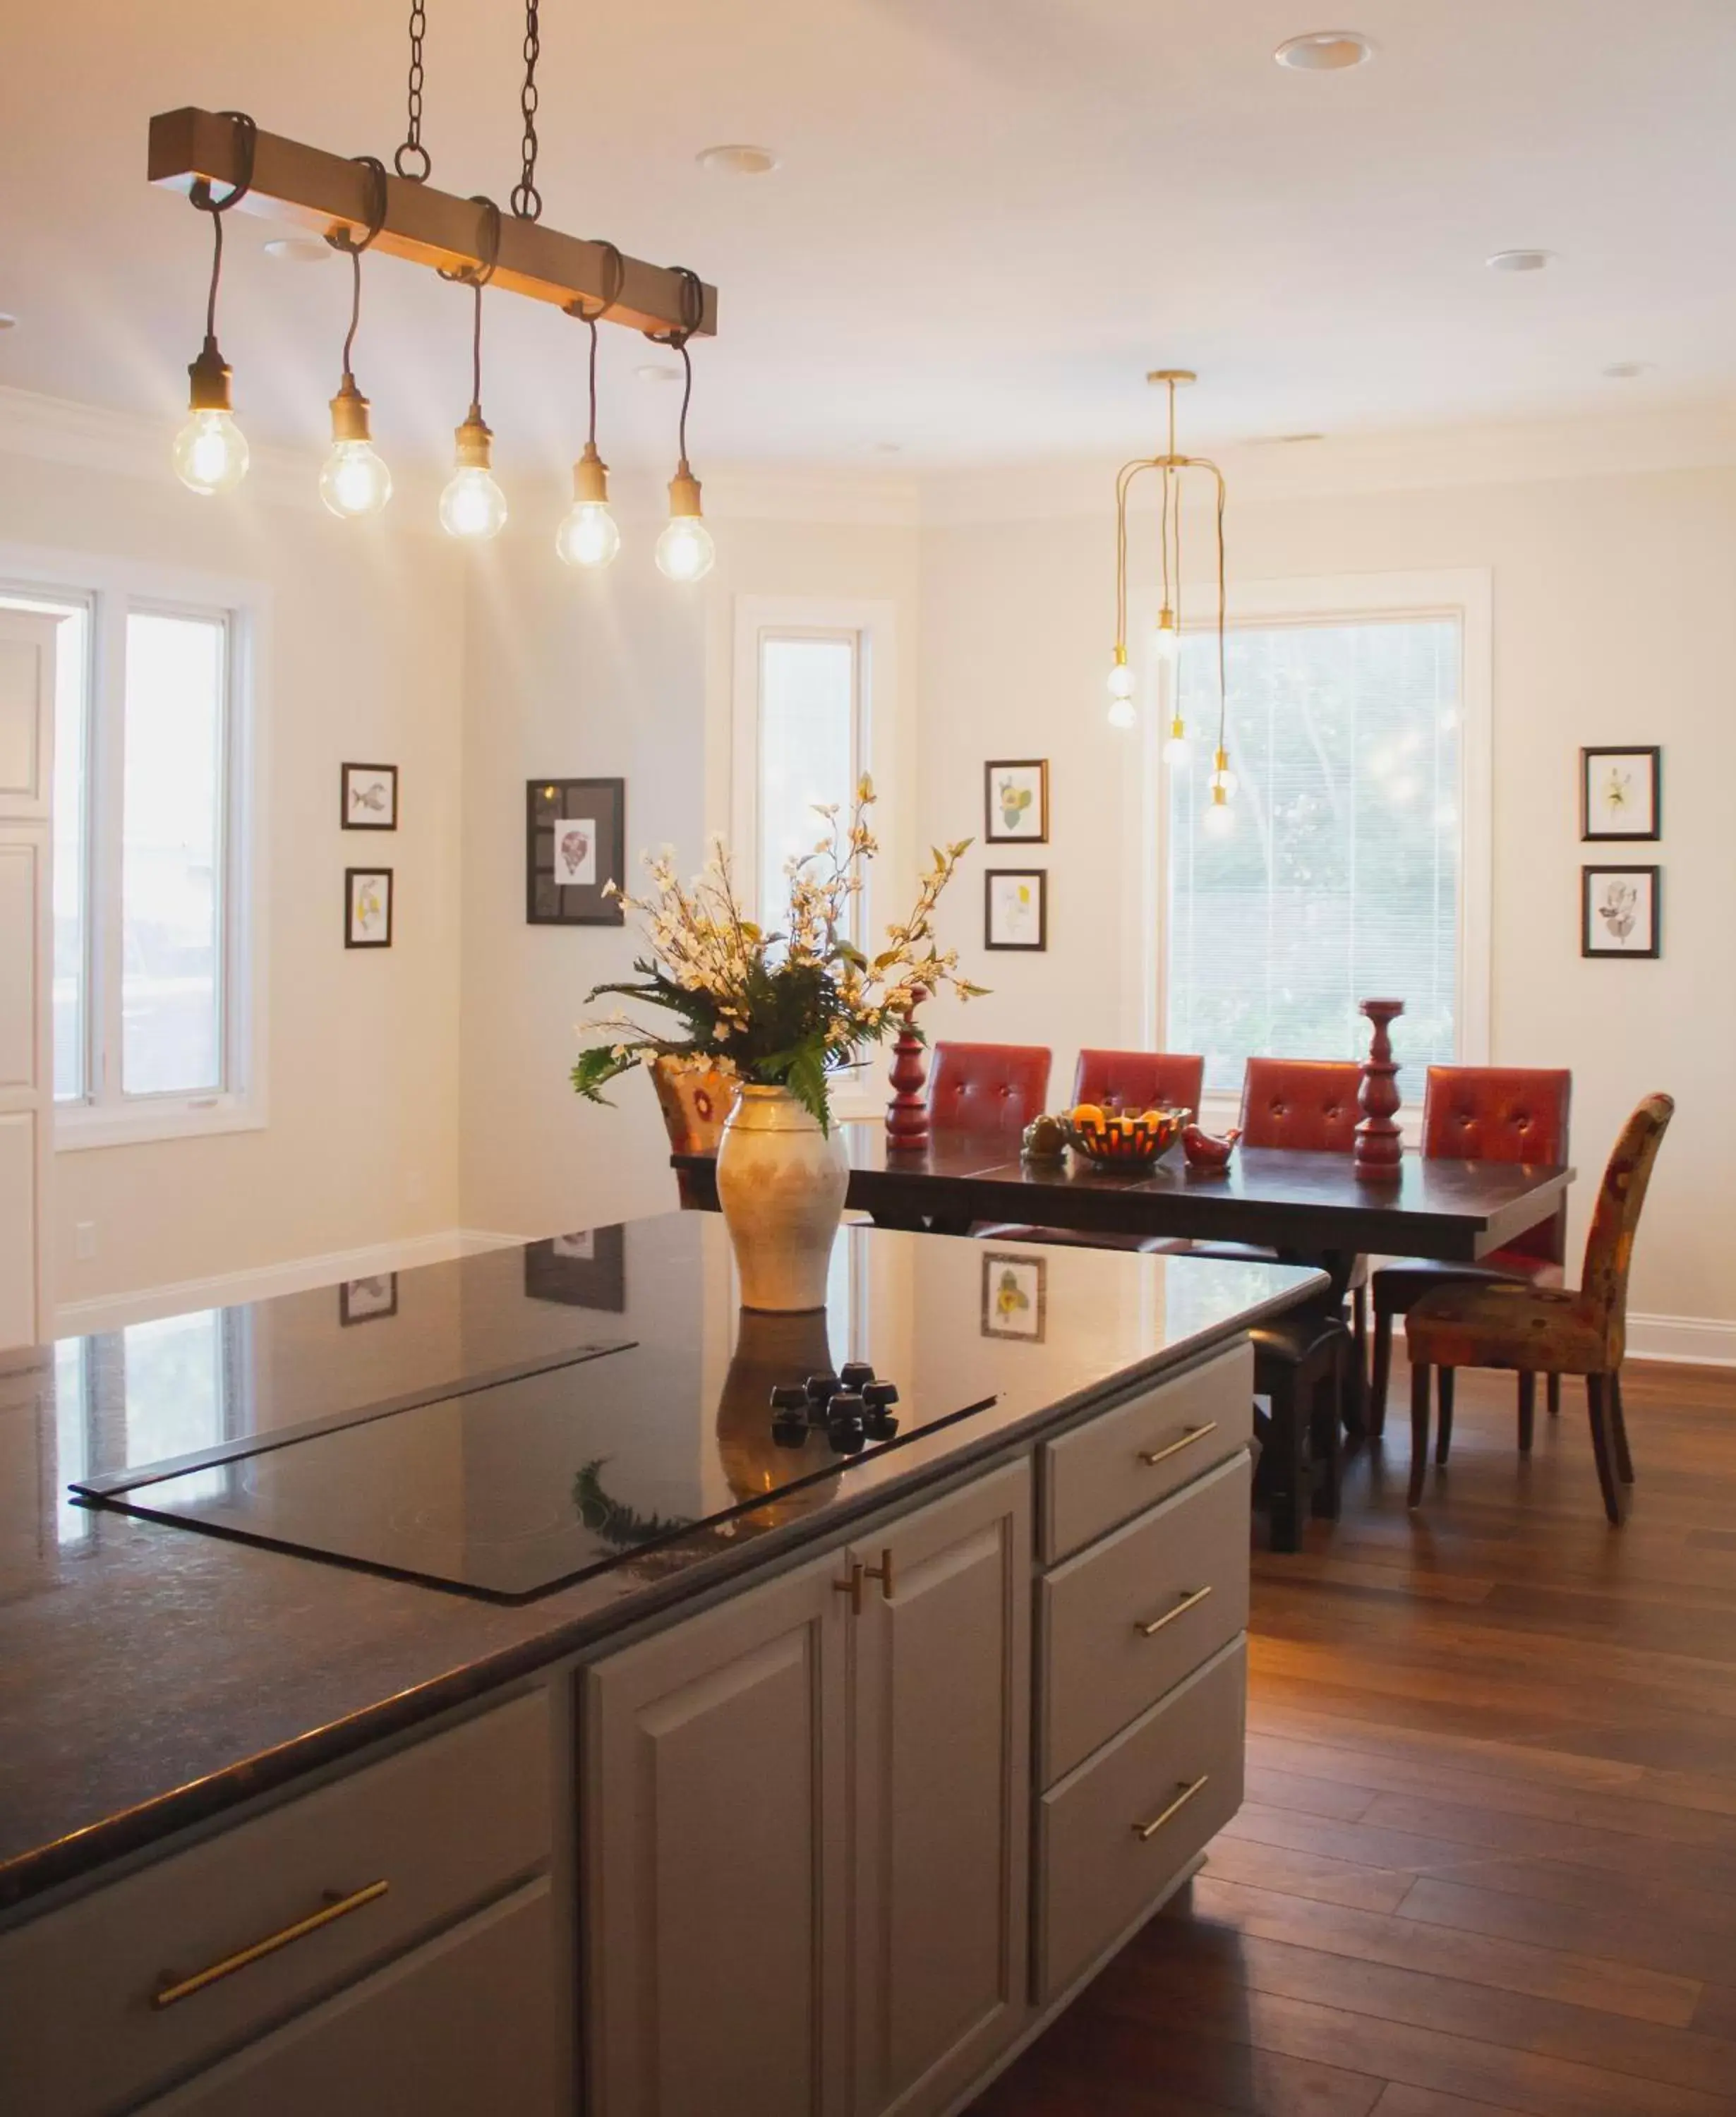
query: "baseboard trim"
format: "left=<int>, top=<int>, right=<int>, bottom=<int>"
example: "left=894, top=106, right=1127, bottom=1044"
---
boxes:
left=1625, top=1313, right=1736, bottom=1368
left=54, top=1227, right=519, bottom=1337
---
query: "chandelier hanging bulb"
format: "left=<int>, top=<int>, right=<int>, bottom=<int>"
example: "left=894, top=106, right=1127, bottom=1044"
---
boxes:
left=438, top=197, right=508, bottom=541
left=319, top=156, right=392, bottom=518
left=652, top=270, right=716, bottom=582
left=173, top=111, right=255, bottom=496
left=557, top=248, right=626, bottom=569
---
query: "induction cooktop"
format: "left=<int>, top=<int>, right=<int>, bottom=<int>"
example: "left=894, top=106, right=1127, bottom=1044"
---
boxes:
left=71, top=1334, right=998, bottom=1602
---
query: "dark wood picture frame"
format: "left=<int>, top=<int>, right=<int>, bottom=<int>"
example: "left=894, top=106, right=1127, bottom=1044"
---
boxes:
left=339, top=1273, right=398, bottom=1324
left=1581, top=864, right=1660, bottom=958
left=523, top=1224, right=628, bottom=1311
left=341, top=761, right=398, bottom=831
left=344, top=867, right=394, bottom=948
left=981, top=1250, right=1047, bottom=1342
left=983, top=759, right=1050, bottom=844
left=984, top=868, right=1047, bottom=951
left=527, top=778, right=627, bottom=926
left=1580, top=745, right=1660, bottom=842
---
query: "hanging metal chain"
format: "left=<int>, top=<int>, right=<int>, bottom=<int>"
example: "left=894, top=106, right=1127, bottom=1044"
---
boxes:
left=395, top=0, right=431, bottom=181
left=512, top=0, right=543, bottom=219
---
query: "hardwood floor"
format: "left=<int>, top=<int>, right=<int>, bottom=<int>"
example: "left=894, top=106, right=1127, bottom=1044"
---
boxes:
left=973, top=1355, right=1736, bottom=2117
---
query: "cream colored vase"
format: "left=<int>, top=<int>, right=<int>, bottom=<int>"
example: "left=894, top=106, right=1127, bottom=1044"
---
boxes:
left=715, top=1084, right=850, bottom=1313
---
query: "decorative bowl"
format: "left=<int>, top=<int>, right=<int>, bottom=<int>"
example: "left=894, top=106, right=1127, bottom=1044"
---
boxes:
left=1067, top=1106, right=1187, bottom=1169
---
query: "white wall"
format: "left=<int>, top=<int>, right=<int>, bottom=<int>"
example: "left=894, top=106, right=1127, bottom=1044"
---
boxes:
left=916, top=456, right=1736, bottom=1338
left=0, top=431, right=466, bottom=1308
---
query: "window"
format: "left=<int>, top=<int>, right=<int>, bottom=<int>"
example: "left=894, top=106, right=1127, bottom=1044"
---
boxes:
left=755, top=634, right=862, bottom=932
left=1153, top=574, right=1490, bottom=1101
left=0, top=552, right=263, bottom=1147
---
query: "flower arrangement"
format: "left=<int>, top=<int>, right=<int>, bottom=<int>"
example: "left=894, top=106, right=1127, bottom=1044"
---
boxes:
left=571, top=780, right=983, bottom=1132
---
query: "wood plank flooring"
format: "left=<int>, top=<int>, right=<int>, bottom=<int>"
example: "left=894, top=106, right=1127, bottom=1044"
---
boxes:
left=972, top=1355, right=1736, bottom=2117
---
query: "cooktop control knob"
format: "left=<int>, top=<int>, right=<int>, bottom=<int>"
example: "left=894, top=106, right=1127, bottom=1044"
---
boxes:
left=839, top=1361, right=876, bottom=1392
left=804, top=1373, right=839, bottom=1405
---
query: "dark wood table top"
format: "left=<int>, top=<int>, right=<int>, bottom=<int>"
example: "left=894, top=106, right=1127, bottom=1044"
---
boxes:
left=675, top=1123, right=1576, bottom=1265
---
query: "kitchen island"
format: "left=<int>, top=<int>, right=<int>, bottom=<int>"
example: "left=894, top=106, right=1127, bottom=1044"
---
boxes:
left=0, top=1212, right=1321, bottom=2116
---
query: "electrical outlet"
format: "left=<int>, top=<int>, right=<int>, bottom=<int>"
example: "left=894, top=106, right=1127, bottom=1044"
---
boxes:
left=74, top=1222, right=97, bottom=1262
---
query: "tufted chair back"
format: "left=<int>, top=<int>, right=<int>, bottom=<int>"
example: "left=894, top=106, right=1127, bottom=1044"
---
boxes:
left=1423, top=1066, right=1573, bottom=1265
left=927, top=1042, right=1051, bottom=1134
left=1073, top=1049, right=1205, bottom=1118
left=1238, top=1058, right=1363, bottom=1153
left=1578, top=1094, right=1674, bottom=1368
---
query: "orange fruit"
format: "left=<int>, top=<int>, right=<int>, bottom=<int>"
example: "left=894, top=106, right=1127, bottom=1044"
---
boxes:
left=1071, top=1103, right=1105, bottom=1131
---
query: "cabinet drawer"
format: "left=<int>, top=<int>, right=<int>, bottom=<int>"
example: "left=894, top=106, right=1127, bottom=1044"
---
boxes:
left=1035, top=1640, right=1245, bottom=2005
left=1039, top=1339, right=1252, bottom=1562
left=135, top=1880, right=563, bottom=2117
left=0, top=1689, right=552, bottom=2117
left=1039, top=1453, right=1248, bottom=1785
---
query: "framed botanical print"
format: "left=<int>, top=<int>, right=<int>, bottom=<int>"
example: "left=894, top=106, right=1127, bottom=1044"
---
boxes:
left=524, top=1224, right=627, bottom=1311
left=344, top=867, right=393, bottom=948
left=527, top=778, right=626, bottom=925
left=341, top=762, right=398, bottom=830
left=1581, top=747, right=1660, bottom=841
left=984, top=868, right=1047, bottom=951
left=981, top=1250, right=1046, bottom=1341
left=984, top=759, right=1049, bottom=844
left=1581, top=865, right=1660, bottom=958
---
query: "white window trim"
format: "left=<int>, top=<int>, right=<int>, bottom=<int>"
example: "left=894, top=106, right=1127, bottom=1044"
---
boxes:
left=0, top=543, right=270, bottom=1152
left=730, top=597, right=900, bottom=1123
left=1126, top=567, right=1492, bottom=1141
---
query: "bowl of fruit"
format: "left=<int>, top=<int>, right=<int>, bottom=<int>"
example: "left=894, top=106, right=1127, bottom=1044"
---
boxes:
left=1066, top=1102, right=1188, bottom=1170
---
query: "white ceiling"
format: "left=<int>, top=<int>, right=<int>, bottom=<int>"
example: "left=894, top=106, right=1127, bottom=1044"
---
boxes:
left=3, top=0, right=1735, bottom=476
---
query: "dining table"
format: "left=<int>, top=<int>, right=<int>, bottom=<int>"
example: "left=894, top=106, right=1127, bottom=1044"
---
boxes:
left=672, top=1122, right=1576, bottom=1437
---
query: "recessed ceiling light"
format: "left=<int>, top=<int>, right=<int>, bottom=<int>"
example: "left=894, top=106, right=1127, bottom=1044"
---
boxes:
left=0, top=313, right=17, bottom=331
left=1486, top=248, right=1555, bottom=272
left=1252, top=432, right=1327, bottom=446
left=636, top=363, right=683, bottom=383
left=1603, top=360, right=1653, bottom=380
left=871, top=442, right=903, bottom=455
left=1274, top=30, right=1374, bottom=71
left=263, top=236, right=332, bottom=264
left=696, top=143, right=779, bottom=177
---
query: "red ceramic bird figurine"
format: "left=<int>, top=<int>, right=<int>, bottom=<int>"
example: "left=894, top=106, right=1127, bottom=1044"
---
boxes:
left=1182, top=1122, right=1240, bottom=1171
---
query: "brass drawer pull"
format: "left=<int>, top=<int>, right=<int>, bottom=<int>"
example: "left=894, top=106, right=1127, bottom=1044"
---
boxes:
left=1138, top=1421, right=1217, bottom=1468
left=152, top=1880, right=390, bottom=2010
left=863, top=1548, right=896, bottom=1602
left=834, top=1561, right=864, bottom=1617
left=1135, top=1584, right=1213, bottom=1638
left=1132, top=1775, right=1209, bottom=1844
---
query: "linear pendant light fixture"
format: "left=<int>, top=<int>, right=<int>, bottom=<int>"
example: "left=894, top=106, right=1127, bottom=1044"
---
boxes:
left=1109, top=369, right=1235, bottom=830
left=150, top=0, right=718, bottom=577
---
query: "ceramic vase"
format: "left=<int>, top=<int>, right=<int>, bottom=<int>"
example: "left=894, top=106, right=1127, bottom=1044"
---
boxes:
left=716, top=1084, right=849, bottom=1313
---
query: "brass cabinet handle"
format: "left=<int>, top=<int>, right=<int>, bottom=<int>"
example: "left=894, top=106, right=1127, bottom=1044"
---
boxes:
left=152, top=1880, right=390, bottom=2010
left=833, top=1561, right=864, bottom=1617
left=862, top=1548, right=896, bottom=1602
left=1132, top=1775, right=1209, bottom=1844
left=1135, top=1584, right=1213, bottom=1639
left=1138, top=1421, right=1217, bottom=1468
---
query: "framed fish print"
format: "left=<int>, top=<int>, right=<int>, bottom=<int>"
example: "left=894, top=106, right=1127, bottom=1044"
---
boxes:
left=1581, top=865, right=1660, bottom=958
left=1581, top=747, right=1660, bottom=841
left=981, top=1250, right=1046, bottom=1342
left=984, top=759, right=1049, bottom=843
left=526, top=778, right=626, bottom=925
left=344, top=867, right=393, bottom=948
left=984, top=868, right=1047, bottom=951
left=339, top=1272, right=398, bottom=1324
left=341, top=762, right=398, bottom=830
left=524, top=1224, right=627, bottom=1311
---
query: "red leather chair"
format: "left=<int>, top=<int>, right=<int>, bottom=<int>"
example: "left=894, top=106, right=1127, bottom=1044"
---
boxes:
left=927, top=1041, right=1051, bottom=1135
left=1370, top=1065, right=1572, bottom=1438
left=1073, top=1049, right=1205, bottom=1117
left=1239, top=1057, right=1363, bottom=1150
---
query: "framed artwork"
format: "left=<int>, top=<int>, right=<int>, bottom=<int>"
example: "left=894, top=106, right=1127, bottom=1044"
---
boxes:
left=524, top=1224, right=627, bottom=1311
left=1581, top=746, right=1660, bottom=841
left=981, top=1250, right=1047, bottom=1342
left=984, top=868, right=1047, bottom=951
left=344, top=867, right=393, bottom=948
left=339, top=1272, right=398, bottom=1324
left=1581, top=865, right=1660, bottom=958
left=984, top=759, right=1049, bottom=844
left=341, top=761, right=398, bottom=830
left=527, top=778, right=626, bottom=925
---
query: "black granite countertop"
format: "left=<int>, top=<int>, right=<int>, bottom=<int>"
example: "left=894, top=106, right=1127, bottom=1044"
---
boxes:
left=0, top=1212, right=1320, bottom=1916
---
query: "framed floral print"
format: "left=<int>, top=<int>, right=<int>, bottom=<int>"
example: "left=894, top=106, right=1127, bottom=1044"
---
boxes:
left=1581, top=864, right=1660, bottom=958
left=984, top=759, right=1049, bottom=844
left=527, top=778, right=626, bottom=925
left=1581, top=747, right=1660, bottom=841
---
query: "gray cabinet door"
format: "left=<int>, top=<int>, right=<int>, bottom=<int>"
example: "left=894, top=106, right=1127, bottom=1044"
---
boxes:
left=583, top=1550, right=852, bottom=2117
left=848, top=1460, right=1032, bottom=2117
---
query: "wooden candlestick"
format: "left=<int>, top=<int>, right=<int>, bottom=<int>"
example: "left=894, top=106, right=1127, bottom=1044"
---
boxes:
left=1354, top=998, right=1405, bottom=1180
left=885, top=1003, right=930, bottom=1152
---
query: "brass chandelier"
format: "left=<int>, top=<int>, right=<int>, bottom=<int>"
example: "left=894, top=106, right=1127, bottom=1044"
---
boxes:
left=152, top=1, right=718, bottom=577
left=1108, top=370, right=1235, bottom=825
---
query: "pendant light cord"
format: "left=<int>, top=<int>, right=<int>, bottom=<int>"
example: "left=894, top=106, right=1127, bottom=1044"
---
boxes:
left=396, top=0, right=432, bottom=180
left=565, top=243, right=626, bottom=450
left=188, top=111, right=257, bottom=350
left=646, top=267, right=706, bottom=465
left=512, top=0, right=543, bottom=219
left=438, top=196, right=502, bottom=418
left=325, top=156, right=390, bottom=385
left=1213, top=469, right=1229, bottom=755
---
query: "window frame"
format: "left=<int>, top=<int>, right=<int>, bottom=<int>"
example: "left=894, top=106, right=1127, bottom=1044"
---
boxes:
left=1129, top=568, right=1492, bottom=1135
left=0, top=543, right=270, bottom=1151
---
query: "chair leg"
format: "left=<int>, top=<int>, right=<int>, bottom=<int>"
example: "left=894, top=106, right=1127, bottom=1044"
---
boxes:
left=1517, top=1372, right=1536, bottom=1454
left=1369, top=1308, right=1393, bottom=1442
left=1586, top=1373, right=1624, bottom=1525
left=1546, top=1372, right=1562, bottom=1418
left=1610, top=1370, right=1634, bottom=1485
left=1408, top=1361, right=1431, bottom=1508
left=1435, top=1368, right=1456, bottom=1465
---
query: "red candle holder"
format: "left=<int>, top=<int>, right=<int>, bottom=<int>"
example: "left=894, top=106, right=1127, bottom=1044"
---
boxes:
left=884, top=999, right=930, bottom=1152
left=1354, top=998, right=1405, bottom=1180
